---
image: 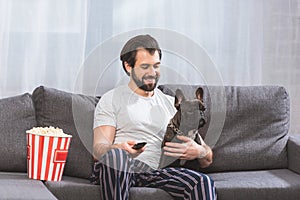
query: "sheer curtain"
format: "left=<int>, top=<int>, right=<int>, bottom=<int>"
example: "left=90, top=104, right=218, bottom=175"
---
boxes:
left=0, top=0, right=299, bottom=133
left=0, top=0, right=87, bottom=97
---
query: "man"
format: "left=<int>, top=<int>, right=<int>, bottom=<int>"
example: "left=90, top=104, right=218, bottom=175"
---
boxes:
left=91, top=34, right=216, bottom=200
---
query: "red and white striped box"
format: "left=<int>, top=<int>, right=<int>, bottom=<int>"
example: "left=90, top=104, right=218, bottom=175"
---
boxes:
left=26, top=128, right=72, bottom=181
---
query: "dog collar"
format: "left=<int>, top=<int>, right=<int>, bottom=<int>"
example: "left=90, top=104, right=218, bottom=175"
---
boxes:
left=167, top=119, right=184, bottom=135
left=167, top=119, right=199, bottom=140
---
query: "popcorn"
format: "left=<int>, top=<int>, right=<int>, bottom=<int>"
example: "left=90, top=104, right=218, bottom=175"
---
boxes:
left=26, top=126, right=72, bottom=138
left=26, top=126, right=72, bottom=181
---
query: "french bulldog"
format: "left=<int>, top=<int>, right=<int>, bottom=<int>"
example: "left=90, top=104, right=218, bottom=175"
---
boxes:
left=159, top=87, right=206, bottom=169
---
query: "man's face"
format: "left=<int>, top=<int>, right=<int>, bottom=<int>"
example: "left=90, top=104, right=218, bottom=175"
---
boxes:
left=131, top=49, right=160, bottom=92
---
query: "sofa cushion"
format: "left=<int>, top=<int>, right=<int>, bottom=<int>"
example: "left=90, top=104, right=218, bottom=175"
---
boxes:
left=44, top=176, right=100, bottom=200
left=44, top=176, right=173, bottom=200
left=32, top=86, right=99, bottom=179
left=288, top=134, right=300, bottom=174
left=0, top=93, right=36, bottom=172
left=158, top=85, right=289, bottom=172
left=0, top=172, right=57, bottom=199
left=209, top=169, right=300, bottom=200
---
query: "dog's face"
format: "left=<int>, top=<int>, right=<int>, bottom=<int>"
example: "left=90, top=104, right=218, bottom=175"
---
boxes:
left=174, top=87, right=206, bottom=137
left=178, top=100, right=205, bottom=136
left=162, top=87, right=206, bottom=145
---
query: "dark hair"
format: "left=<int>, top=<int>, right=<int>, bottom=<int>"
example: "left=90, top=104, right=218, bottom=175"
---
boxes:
left=120, top=34, right=162, bottom=76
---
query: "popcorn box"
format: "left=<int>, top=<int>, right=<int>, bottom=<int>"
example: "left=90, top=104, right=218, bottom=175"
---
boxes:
left=26, top=127, right=72, bottom=181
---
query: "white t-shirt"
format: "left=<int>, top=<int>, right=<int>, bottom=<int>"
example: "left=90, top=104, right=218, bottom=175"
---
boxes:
left=94, top=85, right=176, bottom=169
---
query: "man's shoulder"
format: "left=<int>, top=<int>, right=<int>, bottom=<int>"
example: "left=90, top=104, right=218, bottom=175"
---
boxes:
left=154, top=88, right=175, bottom=108
left=101, top=85, right=128, bottom=98
left=155, top=88, right=174, bottom=100
left=96, top=85, right=129, bottom=109
left=154, top=88, right=176, bottom=114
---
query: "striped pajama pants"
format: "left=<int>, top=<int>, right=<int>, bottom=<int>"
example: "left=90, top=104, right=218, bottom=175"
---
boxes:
left=90, top=148, right=216, bottom=200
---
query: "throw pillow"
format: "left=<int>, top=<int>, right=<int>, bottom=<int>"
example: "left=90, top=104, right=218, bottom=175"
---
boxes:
left=0, top=93, right=37, bottom=172
left=32, top=86, right=99, bottom=179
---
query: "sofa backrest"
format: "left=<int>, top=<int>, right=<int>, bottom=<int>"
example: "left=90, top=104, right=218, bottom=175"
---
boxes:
left=0, top=85, right=289, bottom=176
left=158, top=85, right=290, bottom=172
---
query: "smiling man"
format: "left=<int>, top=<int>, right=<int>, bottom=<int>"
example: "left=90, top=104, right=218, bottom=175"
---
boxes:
left=127, top=48, right=160, bottom=95
left=91, top=34, right=216, bottom=200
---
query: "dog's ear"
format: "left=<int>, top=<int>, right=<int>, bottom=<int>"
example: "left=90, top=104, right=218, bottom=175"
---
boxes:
left=196, top=87, right=206, bottom=111
left=174, top=89, right=185, bottom=110
left=195, top=87, right=204, bottom=101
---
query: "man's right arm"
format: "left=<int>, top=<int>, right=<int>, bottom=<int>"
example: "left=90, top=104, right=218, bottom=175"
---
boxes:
left=93, top=125, right=145, bottom=161
left=93, top=125, right=117, bottom=160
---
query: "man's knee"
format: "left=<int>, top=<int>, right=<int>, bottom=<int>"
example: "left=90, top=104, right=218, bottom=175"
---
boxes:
left=193, top=171, right=214, bottom=186
left=179, top=168, right=214, bottom=187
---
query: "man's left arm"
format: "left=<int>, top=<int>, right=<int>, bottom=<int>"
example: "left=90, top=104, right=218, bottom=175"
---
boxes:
left=197, top=142, right=213, bottom=168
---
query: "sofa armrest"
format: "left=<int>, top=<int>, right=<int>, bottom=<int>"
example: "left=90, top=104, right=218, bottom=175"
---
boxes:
left=288, top=134, right=300, bottom=174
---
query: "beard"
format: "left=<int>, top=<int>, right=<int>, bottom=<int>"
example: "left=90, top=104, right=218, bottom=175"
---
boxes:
left=131, top=69, right=160, bottom=92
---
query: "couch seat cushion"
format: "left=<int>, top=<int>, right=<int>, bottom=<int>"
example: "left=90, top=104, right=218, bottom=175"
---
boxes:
left=45, top=176, right=173, bottom=200
left=0, top=93, right=36, bottom=172
left=44, top=176, right=100, bottom=200
left=32, top=86, right=99, bottom=179
left=209, top=169, right=300, bottom=200
left=130, top=187, right=173, bottom=200
left=0, top=172, right=57, bottom=199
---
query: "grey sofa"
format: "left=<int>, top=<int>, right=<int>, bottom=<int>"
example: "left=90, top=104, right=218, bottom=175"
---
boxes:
left=0, top=84, right=299, bottom=200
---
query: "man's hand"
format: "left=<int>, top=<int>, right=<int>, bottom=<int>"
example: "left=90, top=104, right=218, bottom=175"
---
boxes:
left=163, top=135, right=213, bottom=168
left=163, top=135, right=207, bottom=160
left=117, top=141, right=146, bottom=158
left=93, top=126, right=145, bottom=160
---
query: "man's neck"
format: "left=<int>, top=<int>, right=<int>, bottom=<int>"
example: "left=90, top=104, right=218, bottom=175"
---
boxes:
left=128, top=82, right=154, bottom=97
